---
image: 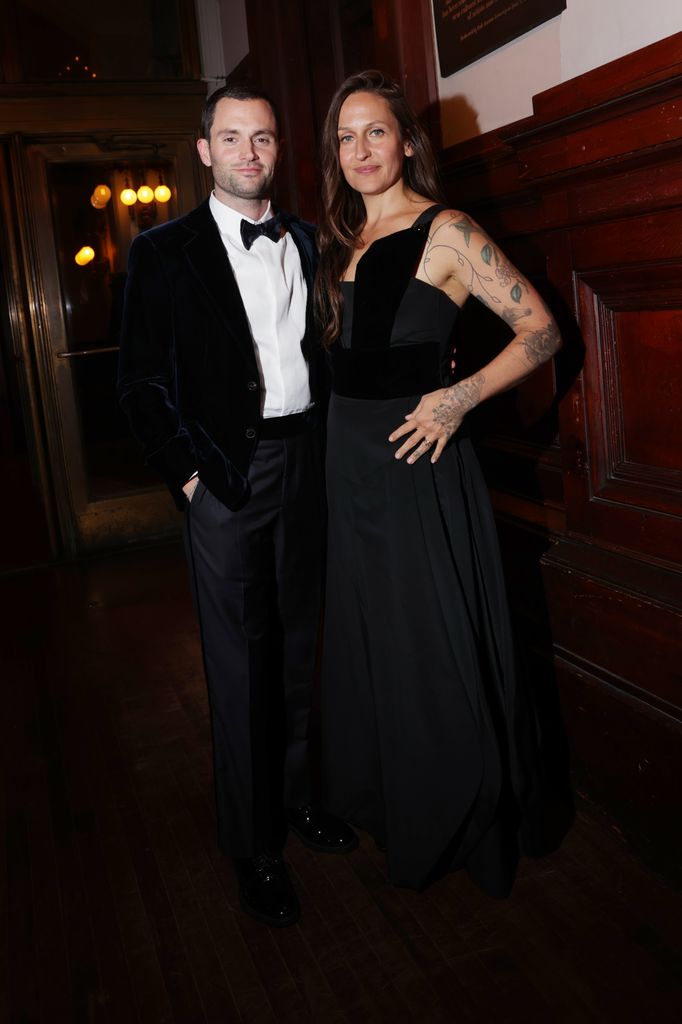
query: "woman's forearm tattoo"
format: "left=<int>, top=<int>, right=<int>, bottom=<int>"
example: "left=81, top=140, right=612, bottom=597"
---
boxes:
left=522, top=322, right=562, bottom=365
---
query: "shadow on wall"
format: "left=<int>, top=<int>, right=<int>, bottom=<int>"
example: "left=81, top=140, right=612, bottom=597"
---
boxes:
left=454, top=279, right=586, bottom=860
left=439, top=94, right=482, bottom=148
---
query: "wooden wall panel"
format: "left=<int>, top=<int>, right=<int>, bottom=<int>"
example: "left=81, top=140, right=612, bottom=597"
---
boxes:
left=543, top=549, right=681, bottom=717
left=244, top=0, right=324, bottom=220
left=555, top=658, right=682, bottom=882
left=572, top=257, right=682, bottom=563
left=441, top=32, right=682, bottom=879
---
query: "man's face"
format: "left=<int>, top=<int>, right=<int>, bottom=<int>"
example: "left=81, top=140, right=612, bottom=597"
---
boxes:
left=197, top=97, right=280, bottom=209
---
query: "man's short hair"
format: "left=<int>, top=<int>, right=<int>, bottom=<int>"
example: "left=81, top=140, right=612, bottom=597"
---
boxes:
left=200, top=82, right=280, bottom=142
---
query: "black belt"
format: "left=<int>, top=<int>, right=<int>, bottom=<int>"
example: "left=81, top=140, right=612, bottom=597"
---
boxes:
left=258, top=409, right=315, bottom=439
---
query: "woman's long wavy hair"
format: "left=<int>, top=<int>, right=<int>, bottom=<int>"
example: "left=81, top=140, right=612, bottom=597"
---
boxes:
left=314, top=70, right=444, bottom=348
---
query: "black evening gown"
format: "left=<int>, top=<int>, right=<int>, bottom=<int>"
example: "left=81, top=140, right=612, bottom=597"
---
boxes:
left=321, top=206, right=540, bottom=897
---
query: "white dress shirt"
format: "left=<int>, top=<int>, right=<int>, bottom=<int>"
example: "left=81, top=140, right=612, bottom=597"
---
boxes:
left=209, top=192, right=311, bottom=418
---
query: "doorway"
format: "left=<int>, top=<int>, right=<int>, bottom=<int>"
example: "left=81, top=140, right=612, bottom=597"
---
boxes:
left=1, top=134, right=204, bottom=556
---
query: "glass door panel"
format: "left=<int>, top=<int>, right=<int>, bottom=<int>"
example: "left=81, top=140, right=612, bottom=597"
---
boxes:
left=48, top=159, right=174, bottom=501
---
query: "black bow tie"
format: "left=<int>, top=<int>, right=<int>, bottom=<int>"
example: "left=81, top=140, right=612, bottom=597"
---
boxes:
left=240, top=214, right=284, bottom=250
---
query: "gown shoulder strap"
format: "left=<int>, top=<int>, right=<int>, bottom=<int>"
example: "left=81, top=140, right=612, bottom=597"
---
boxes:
left=411, top=204, right=447, bottom=232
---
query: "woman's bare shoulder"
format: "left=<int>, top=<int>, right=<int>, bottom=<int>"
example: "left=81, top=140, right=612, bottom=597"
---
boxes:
left=429, top=208, right=480, bottom=234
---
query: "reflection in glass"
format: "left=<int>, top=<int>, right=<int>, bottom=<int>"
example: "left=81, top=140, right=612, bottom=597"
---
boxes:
left=48, top=159, right=177, bottom=499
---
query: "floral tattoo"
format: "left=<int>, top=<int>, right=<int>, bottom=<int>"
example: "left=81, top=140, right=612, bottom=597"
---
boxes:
left=432, top=373, right=485, bottom=436
left=423, top=213, right=560, bottom=365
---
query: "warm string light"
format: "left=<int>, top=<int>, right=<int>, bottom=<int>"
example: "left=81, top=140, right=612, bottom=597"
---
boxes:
left=78, top=171, right=172, bottom=267
left=154, top=171, right=171, bottom=203
left=120, top=173, right=137, bottom=206
left=90, top=184, right=111, bottom=209
left=58, top=54, right=97, bottom=80
left=74, top=246, right=95, bottom=266
left=116, top=171, right=173, bottom=213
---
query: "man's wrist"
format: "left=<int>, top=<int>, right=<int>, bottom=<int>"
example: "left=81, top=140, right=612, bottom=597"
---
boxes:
left=182, top=471, right=199, bottom=499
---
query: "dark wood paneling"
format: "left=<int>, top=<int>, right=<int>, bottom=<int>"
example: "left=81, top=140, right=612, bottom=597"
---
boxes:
left=542, top=545, right=681, bottom=717
left=532, top=32, right=682, bottom=122
left=567, top=253, right=682, bottom=564
left=372, top=0, right=441, bottom=143
left=245, top=0, right=326, bottom=219
left=553, top=658, right=682, bottom=883
left=441, top=33, right=682, bottom=878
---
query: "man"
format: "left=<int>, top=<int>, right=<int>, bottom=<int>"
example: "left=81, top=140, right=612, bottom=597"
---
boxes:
left=118, top=83, right=356, bottom=928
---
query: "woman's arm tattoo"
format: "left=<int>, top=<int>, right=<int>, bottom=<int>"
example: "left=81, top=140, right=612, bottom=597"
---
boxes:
left=425, top=214, right=560, bottom=367
left=424, top=214, right=530, bottom=312
left=432, top=373, right=485, bottom=433
left=522, top=322, right=562, bottom=365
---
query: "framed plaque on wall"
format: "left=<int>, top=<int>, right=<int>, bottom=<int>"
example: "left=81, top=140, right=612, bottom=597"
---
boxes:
left=433, top=0, right=566, bottom=77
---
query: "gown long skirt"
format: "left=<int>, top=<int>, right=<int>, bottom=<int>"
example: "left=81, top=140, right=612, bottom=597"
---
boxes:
left=321, top=390, right=539, bottom=896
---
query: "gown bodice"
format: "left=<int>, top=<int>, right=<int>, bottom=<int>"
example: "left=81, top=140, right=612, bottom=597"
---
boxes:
left=331, top=205, right=460, bottom=400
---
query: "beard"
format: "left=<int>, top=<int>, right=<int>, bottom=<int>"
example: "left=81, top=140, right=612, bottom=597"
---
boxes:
left=212, top=163, right=275, bottom=202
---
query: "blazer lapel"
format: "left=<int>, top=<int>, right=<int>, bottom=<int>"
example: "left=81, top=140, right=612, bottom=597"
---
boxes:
left=285, top=217, right=318, bottom=361
left=181, top=200, right=255, bottom=359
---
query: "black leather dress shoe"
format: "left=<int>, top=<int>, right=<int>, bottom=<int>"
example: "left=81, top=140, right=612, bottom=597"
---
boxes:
left=287, top=806, right=358, bottom=853
left=233, top=853, right=299, bottom=927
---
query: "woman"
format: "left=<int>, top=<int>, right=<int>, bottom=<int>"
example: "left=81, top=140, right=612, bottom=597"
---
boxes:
left=315, top=71, right=561, bottom=897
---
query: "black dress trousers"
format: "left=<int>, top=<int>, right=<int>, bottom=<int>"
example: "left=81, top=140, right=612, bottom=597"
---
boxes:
left=185, top=430, right=324, bottom=858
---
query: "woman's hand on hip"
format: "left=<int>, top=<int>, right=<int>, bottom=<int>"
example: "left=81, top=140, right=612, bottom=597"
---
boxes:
left=388, top=374, right=485, bottom=464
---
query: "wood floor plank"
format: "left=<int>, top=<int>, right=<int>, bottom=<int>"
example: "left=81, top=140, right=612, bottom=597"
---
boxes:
left=288, top=841, right=392, bottom=1020
left=348, top=842, right=468, bottom=1022
left=3, top=546, right=682, bottom=1024
left=309, top=850, right=416, bottom=1020
left=0, top=753, right=8, bottom=1024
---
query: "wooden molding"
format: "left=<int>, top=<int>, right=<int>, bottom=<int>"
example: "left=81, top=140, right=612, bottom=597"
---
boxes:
left=532, top=31, right=682, bottom=123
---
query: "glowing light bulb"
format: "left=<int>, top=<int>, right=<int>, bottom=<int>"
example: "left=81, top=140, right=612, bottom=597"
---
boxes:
left=90, top=194, right=106, bottom=209
left=120, top=187, right=137, bottom=206
left=74, top=246, right=95, bottom=266
left=137, top=185, right=154, bottom=204
left=93, top=184, right=111, bottom=203
left=154, top=184, right=171, bottom=203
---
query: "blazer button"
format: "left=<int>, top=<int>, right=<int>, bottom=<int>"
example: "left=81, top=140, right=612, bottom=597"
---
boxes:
left=247, top=380, right=257, bottom=391
left=245, top=428, right=256, bottom=439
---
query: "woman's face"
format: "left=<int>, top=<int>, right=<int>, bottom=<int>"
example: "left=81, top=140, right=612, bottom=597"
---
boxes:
left=336, top=91, right=413, bottom=198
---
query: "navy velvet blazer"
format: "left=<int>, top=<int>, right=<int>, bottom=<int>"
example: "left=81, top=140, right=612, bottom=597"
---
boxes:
left=118, top=199, right=321, bottom=510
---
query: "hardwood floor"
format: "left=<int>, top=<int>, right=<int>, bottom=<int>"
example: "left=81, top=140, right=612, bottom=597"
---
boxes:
left=2, top=544, right=680, bottom=1023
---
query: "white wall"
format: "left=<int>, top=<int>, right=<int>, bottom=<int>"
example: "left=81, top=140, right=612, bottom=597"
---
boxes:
left=435, top=0, right=682, bottom=147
